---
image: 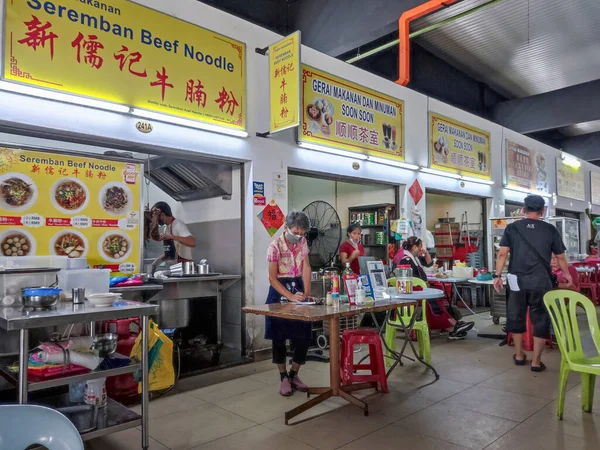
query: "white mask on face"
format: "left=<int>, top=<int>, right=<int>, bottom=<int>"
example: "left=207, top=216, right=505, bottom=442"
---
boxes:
left=286, top=231, right=303, bottom=244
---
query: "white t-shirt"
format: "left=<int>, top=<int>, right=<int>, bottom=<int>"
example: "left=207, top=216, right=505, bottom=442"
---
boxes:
left=170, top=219, right=193, bottom=261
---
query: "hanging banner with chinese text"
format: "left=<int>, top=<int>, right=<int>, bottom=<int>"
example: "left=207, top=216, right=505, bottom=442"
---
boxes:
left=3, top=0, right=246, bottom=130
left=0, top=147, right=141, bottom=275
left=300, top=66, right=404, bottom=160
left=269, top=31, right=300, bottom=133
left=591, top=172, right=600, bottom=206
left=556, top=159, right=585, bottom=201
left=505, top=140, right=548, bottom=193
left=429, top=113, right=491, bottom=179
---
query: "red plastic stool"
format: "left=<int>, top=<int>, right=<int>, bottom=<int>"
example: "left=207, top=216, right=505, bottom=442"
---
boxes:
left=507, top=308, right=553, bottom=351
left=340, top=329, right=388, bottom=393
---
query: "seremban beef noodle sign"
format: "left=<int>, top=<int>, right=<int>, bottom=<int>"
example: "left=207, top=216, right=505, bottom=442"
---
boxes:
left=300, top=66, right=405, bottom=161
left=506, top=141, right=548, bottom=193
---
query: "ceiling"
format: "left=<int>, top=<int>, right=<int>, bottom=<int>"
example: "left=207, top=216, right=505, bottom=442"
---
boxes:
left=198, top=0, right=600, bottom=164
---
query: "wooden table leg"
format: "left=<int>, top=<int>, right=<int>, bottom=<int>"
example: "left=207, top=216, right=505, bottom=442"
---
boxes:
left=329, top=315, right=340, bottom=395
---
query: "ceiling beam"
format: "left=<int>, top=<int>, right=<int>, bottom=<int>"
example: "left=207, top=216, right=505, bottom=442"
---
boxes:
left=489, top=79, right=600, bottom=134
left=290, top=0, right=425, bottom=56
left=561, top=131, right=600, bottom=162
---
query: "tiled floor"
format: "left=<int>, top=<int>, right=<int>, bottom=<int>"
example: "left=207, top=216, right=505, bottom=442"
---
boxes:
left=88, top=312, right=600, bottom=450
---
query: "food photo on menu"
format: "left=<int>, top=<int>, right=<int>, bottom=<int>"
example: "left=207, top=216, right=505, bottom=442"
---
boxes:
left=0, top=148, right=141, bottom=275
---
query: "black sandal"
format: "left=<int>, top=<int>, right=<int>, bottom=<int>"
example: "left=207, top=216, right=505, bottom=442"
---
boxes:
left=531, top=362, right=547, bottom=372
left=513, top=354, right=527, bottom=366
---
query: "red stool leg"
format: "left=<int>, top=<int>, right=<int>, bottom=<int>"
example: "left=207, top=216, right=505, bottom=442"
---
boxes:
left=373, top=338, right=388, bottom=393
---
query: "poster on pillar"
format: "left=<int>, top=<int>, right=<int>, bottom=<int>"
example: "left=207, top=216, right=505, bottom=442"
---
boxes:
left=556, top=159, right=585, bottom=201
left=269, top=31, right=300, bottom=133
left=591, top=172, right=600, bottom=206
left=300, top=66, right=405, bottom=161
left=0, top=147, right=141, bottom=275
left=428, top=113, right=491, bottom=179
left=3, top=0, right=246, bottom=131
left=505, top=140, right=548, bottom=193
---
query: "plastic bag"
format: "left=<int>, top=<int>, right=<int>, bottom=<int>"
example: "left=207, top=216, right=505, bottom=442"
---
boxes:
left=130, top=321, right=174, bottom=392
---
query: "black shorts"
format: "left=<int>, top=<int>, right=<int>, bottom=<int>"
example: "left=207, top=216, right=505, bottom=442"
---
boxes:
left=506, top=290, right=550, bottom=338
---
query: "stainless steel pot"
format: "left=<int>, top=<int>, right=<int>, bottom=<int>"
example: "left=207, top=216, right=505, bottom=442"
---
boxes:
left=170, top=261, right=197, bottom=276
left=154, top=298, right=190, bottom=328
left=197, top=259, right=210, bottom=274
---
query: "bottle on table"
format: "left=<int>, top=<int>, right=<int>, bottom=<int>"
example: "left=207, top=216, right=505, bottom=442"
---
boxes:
left=343, top=262, right=354, bottom=275
left=395, top=264, right=413, bottom=294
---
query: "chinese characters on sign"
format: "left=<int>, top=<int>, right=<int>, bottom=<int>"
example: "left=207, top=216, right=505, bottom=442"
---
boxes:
left=300, top=66, right=405, bottom=161
left=4, top=0, right=246, bottom=130
left=591, top=172, right=600, bottom=206
left=269, top=32, right=301, bottom=133
left=258, top=201, right=285, bottom=237
left=0, top=147, right=141, bottom=275
left=556, top=159, right=585, bottom=201
left=505, top=141, right=548, bottom=193
left=429, top=113, right=491, bottom=179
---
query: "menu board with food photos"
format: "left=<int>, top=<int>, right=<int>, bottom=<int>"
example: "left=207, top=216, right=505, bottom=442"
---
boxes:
left=0, top=147, right=141, bottom=275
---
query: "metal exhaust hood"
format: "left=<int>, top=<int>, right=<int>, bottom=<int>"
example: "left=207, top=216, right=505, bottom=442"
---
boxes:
left=145, top=156, right=233, bottom=202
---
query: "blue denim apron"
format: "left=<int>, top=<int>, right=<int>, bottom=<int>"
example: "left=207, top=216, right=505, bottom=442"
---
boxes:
left=264, top=276, right=312, bottom=342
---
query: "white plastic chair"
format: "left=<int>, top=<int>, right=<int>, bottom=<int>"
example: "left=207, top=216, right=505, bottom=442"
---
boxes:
left=0, top=404, right=84, bottom=450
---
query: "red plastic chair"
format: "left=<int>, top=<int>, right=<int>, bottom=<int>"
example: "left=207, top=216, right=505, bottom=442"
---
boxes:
left=423, top=299, right=455, bottom=331
left=340, top=329, right=388, bottom=393
left=571, top=263, right=598, bottom=304
left=507, top=308, right=553, bottom=351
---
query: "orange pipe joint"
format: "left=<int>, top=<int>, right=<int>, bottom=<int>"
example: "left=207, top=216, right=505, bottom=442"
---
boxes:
left=396, top=0, right=458, bottom=86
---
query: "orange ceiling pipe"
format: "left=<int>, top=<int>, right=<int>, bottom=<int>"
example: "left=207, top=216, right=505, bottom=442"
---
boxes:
left=397, top=0, right=458, bottom=86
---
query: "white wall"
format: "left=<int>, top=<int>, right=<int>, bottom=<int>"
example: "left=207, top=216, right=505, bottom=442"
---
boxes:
left=288, top=175, right=396, bottom=229
left=426, top=193, right=483, bottom=231
left=2, top=0, right=600, bottom=351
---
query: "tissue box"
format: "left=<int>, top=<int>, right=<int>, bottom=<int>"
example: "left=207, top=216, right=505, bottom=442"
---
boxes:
left=453, top=266, right=473, bottom=278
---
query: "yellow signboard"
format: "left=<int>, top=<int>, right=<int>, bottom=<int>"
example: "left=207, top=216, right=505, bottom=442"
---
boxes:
left=0, top=147, right=141, bottom=275
left=300, top=66, right=405, bottom=160
left=4, top=0, right=246, bottom=130
left=269, top=31, right=300, bottom=133
left=429, top=113, right=491, bottom=179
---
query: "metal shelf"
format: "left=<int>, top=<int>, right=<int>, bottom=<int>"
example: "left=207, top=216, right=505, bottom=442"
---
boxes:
left=0, top=355, right=141, bottom=392
left=41, top=394, right=141, bottom=441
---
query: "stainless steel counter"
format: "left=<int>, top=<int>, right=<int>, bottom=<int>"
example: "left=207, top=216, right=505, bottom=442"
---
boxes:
left=0, top=300, right=158, bottom=448
left=110, top=284, right=163, bottom=302
left=149, top=274, right=241, bottom=351
left=0, top=301, right=157, bottom=331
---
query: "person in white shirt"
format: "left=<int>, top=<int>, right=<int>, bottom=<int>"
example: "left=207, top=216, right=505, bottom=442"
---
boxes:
left=151, top=201, right=196, bottom=262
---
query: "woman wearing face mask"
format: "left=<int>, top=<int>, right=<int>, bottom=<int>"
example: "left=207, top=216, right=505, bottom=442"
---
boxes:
left=266, top=210, right=312, bottom=396
left=400, top=236, right=474, bottom=340
left=339, top=223, right=364, bottom=274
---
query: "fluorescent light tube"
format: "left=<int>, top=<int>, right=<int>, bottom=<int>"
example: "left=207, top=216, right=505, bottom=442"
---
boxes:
left=368, top=156, right=418, bottom=170
left=131, top=108, right=248, bottom=137
left=504, top=186, right=552, bottom=198
left=461, top=175, right=494, bottom=185
left=420, top=167, right=461, bottom=179
left=0, top=81, right=130, bottom=113
left=298, top=142, right=368, bottom=160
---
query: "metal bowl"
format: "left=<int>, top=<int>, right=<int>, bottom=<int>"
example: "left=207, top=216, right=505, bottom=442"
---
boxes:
left=91, top=333, right=118, bottom=358
left=22, top=294, right=60, bottom=309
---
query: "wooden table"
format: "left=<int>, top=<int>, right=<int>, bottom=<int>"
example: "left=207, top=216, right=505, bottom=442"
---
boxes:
left=243, top=299, right=417, bottom=424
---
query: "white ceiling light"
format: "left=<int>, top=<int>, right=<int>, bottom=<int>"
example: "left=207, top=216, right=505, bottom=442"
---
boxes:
left=298, top=142, right=368, bottom=160
left=561, top=152, right=581, bottom=168
left=420, top=167, right=461, bottom=179
left=504, top=186, right=552, bottom=198
left=460, top=175, right=494, bottom=185
left=0, top=81, right=130, bottom=113
left=131, top=108, right=248, bottom=138
left=368, top=156, right=418, bottom=170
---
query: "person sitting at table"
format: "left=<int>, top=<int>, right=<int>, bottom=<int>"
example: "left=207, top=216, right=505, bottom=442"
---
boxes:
left=266, top=210, right=312, bottom=397
left=400, top=236, right=474, bottom=340
left=552, top=254, right=580, bottom=291
left=339, top=222, right=365, bottom=274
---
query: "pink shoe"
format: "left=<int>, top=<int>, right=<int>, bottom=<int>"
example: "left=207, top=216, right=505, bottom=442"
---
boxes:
left=290, top=375, right=308, bottom=392
left=280, top=377, right=293, bottom=396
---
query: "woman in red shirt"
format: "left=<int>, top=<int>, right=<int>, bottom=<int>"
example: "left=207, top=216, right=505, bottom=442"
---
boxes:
left=339, top=223, right=364, bottom=274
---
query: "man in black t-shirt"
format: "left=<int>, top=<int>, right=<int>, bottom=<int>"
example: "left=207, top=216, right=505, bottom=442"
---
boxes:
left=493, top=195, right=571, bottom=372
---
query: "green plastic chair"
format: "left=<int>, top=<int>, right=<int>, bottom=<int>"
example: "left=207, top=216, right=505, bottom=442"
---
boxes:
left=384, top=277, right=431, bottom=366
left=543, top=290, right=600, bottom=420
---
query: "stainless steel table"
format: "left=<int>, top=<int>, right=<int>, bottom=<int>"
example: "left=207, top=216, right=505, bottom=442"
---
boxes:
left=150, top=275, right=241, bottom=348
left=0, top=300, right=158, bottom=449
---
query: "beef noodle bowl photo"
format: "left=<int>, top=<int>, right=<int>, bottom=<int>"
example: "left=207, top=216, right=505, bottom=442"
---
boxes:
left=53, top=232, right=86, bottom=258
left=54, top=180, right=87, bottom=212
